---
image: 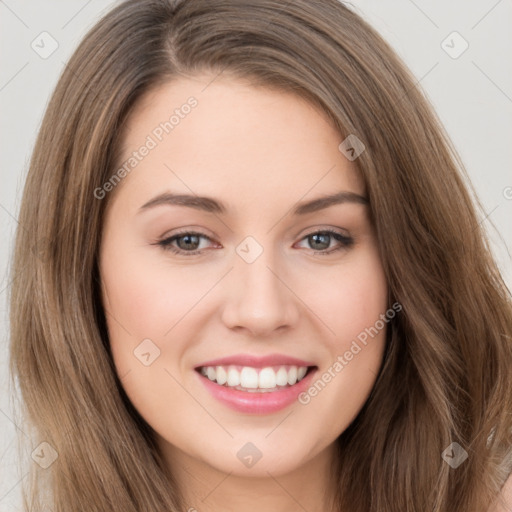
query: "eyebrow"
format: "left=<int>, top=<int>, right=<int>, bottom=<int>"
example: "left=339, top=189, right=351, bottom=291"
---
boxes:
left=138, top=190, right=368, bottom=216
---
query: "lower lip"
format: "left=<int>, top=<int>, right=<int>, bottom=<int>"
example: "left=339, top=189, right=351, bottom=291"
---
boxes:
left=195, top=367, right=317, bottom=414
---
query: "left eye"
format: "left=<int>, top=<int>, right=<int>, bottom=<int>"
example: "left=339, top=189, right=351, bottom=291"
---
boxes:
left=155, top=229, right=353, bottom=256
left=157, top=231, right=212, bottom=254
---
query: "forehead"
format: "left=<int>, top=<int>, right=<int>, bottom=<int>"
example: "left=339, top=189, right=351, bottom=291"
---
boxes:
left=114, top=74, right=364, bottom=211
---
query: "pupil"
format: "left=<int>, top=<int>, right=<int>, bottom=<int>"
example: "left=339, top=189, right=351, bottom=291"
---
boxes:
left=310, top=233, right=329, bottom=250
left=178, top=234, right=199, bottom=250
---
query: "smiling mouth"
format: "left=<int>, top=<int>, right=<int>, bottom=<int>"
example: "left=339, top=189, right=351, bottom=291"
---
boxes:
left=196, top=364, right=317, bottom=393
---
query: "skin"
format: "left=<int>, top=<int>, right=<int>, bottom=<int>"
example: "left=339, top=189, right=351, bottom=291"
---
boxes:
left=99, top=73, right=389, bottom=512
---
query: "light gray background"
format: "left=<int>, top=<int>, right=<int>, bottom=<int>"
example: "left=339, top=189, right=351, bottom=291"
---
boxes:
left=1, top=1, right=511, bottom=509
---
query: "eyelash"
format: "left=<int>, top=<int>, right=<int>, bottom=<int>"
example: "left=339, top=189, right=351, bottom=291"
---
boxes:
left=154, top=228, right=354, bottom=256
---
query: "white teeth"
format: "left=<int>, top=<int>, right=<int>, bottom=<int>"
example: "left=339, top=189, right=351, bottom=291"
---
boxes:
left=227, top=367, right=240, bottom=387
left=258, top=367, right=277, bottom=389
left=216, top=366, right=227, bottom=385
left=199, top=364, right=310, bottom=390
left=275, top=367, right=288, bottom=386
left=287, top=366, right=297, bottom=386
left=240, top=367, right=259, bottom=388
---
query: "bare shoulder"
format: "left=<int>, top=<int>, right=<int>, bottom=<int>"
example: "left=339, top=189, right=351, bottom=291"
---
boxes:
left=490, top=472, right=512, bottom=512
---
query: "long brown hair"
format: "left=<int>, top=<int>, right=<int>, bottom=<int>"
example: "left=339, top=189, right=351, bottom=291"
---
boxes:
left=9, top=0, right=512, bottom=510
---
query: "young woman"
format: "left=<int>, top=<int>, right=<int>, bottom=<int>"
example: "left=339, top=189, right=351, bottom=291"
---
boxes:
left=9, top=0, right=512, bottom=511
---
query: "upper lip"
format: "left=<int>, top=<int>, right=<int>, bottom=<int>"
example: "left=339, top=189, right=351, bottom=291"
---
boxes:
left=195, top=353, right=316, bottom=369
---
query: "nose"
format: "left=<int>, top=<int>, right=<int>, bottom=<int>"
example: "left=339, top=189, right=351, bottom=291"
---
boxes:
left=220, top=247, right=300, bottom=337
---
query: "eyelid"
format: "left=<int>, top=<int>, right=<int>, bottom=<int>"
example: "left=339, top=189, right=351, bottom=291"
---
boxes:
left=158, top=225, right=218, bottom=241
left=298, top=225, right=351, bottom=238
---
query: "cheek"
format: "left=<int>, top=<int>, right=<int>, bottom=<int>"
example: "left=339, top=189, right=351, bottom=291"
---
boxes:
left=100, top=244, right=212, bottom=344
left=302, top=249, right=389, bottom=421
left=99, top=245, right=196, bottom=417
left=302, top=249, right=388, bottom=345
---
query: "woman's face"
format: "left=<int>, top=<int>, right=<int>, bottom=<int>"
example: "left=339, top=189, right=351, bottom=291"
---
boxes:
left=99, top=74, right=389, bottom=480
